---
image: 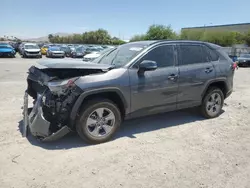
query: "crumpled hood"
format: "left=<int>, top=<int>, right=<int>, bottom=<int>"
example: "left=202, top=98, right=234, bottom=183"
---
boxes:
left=36, top=59, right=114, bottom=70
left=25, top=49, right=41, bottom=52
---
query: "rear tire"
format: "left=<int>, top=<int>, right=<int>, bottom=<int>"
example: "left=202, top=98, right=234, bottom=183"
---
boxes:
left=200, top=87, right=224, bottom=118
left=76, top=98, right=121, bottom=144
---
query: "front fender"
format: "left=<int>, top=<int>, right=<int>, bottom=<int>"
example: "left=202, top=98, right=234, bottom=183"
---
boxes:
left=69, top=87, right=128, bottom=127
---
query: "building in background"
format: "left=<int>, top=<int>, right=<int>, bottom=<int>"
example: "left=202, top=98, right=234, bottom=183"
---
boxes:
left=182, top=23, right=250, bottom=33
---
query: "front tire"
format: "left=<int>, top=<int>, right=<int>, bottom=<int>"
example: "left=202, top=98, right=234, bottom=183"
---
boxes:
left=76, top=99, right=121, bottom=144
left=201, top=87, right=224, bottom=118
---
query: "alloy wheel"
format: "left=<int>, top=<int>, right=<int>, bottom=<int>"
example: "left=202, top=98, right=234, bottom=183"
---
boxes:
left=206, top=92, right=222, bottom=117
left=86, top=107, right=115, bottom=137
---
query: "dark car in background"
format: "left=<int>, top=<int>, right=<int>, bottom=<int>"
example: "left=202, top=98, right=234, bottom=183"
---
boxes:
left=9, top=41, right=22, bottom=53
left=237, top=54, right=250, bottom=67
left=71, top=46, right=85, bottom=58
left=46, top=46, right=65, bottom=58
left=0, top=44, right=16, bottom=57
left=60, top=45, right=72, bottom=57
left=84, top=46, right=103, bottom=55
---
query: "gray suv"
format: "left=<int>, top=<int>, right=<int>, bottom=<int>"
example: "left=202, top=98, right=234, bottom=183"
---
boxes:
left=23, top=40, right=236, bottom=144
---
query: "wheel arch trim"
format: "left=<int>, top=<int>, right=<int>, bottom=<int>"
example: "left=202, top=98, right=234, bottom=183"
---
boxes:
left=69, top=87, right=128, bottom=127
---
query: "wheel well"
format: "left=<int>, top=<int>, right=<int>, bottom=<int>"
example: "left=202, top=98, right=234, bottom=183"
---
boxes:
left=80, top=92, right=126, bottom=119
left=205, top=81, right=228, bottom=98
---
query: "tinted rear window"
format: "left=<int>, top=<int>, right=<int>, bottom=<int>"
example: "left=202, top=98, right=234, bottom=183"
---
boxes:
left=179, top=45, right=207, bottom=65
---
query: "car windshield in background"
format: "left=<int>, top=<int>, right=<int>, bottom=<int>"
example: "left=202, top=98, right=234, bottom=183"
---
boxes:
left=93, top=43, right=149, bottom=67
left=61, top=46, right=70, bottom=51
left=0, top=45, right=12, bottom=49
left=50, top=47, right=61, bottom=51
left=240, top=54, right=250, bottom=58
left=76, top=47, right=83, bottom=52
left=87, top=47, right=101, bottom=52
left=25, top=45, right=39, bottom=49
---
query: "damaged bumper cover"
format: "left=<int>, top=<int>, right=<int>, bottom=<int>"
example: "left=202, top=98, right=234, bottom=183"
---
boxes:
left=23, top=91, right=71, bottom=141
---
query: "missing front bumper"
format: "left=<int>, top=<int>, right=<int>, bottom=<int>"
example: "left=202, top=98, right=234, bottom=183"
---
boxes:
left=22, top=91, right=71, bottom=141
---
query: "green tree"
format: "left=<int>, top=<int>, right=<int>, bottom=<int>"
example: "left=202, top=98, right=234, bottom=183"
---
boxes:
left=180, top=30, right=204, bottom=40
left=48, top=34, right=54, bottom=42
left=244, top=31, right=250, bottom=46
left=130, top=34, right=146, bottom=42
left=145, top=24, right=178, bottom=40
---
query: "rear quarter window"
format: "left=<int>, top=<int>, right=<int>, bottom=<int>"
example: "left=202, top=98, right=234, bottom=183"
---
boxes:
left=218, top=49, right=233, bottom=62
left=203, top=45, right=219, bottom=61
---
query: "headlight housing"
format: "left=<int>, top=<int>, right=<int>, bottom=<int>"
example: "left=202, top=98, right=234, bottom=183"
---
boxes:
left=47, top=77, right=79, bottom=95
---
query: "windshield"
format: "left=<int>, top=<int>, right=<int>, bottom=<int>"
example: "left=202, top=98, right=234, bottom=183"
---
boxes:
left=50, top=47, right=61, bottom=51
left=92, top=43, right=148, bottom=66
left=60, top=46, right=70, bottom=51
left=86, top=47, right=101, bottom=52
left=0, top=45, right=12, bottom=49
left=25, top=44, right=39, bottom=49
left=240, top=54, right=250, bottom=58
left=76, top=47, right=83, bottom=52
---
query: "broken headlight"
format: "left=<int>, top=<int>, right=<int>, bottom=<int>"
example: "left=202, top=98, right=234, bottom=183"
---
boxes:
left=47, top=77, right=79, bottom=95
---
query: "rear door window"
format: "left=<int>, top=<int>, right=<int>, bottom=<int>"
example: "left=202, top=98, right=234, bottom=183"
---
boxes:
left=179, top=45, right=207, bottom=65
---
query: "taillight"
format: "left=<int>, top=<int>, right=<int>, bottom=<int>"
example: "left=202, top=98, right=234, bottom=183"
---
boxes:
left=232, top=62, right=238, bottom=70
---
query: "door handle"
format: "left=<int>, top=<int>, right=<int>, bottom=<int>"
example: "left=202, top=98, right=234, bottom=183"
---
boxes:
left=205, top=67, right=213, bottom=73
left=168, top=74, right=178, bottom=81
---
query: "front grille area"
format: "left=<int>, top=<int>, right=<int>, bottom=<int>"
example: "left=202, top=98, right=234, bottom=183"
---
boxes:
left=27, top=51, right=40, bottom=54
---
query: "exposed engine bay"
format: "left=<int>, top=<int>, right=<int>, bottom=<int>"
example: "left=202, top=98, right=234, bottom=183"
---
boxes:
left=23, top=64, right=107, bottom=141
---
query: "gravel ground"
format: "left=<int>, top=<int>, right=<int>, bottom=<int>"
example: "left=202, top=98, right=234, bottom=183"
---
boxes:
left=0, top=56, right=249, bottom=188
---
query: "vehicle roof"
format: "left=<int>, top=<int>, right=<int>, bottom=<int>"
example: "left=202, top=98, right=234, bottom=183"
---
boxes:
left=127, top=40, right=221, bottom=49
left=24, top=43, right=38, bottom=45
left=156, top=40, right=221, bottom=48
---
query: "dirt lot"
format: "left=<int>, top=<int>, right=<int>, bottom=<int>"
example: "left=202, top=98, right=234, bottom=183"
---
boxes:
left=0, top=56, right=249, bottom=188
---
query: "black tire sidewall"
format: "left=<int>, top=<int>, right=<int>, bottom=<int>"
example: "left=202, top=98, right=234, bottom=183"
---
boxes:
left=76, top=99, right=121, bottom=144
left=201, top=88, right=224, bottom=119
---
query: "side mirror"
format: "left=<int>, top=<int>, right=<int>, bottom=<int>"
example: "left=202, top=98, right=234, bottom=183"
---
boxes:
left=139, top=60, right=157, bottom=72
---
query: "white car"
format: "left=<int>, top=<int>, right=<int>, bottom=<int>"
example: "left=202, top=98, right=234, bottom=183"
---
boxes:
left=82, top=51, right=102, bottom=62
left=82, top=48, right=114, bottom=62
left=21, top=43, right=42, bottom=58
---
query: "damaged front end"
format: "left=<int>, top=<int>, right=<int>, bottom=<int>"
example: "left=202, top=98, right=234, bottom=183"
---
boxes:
left=22, top=65, right=103, bottom=141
